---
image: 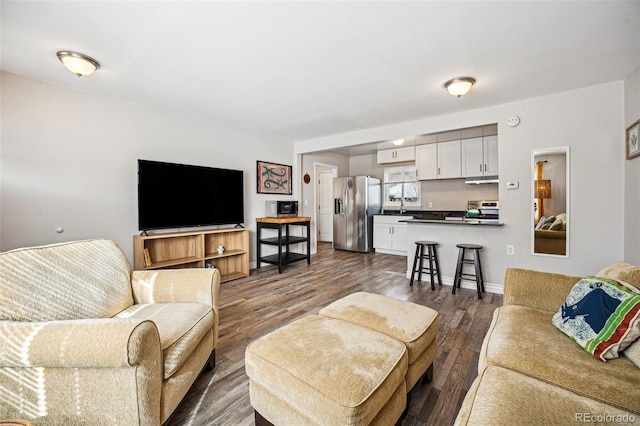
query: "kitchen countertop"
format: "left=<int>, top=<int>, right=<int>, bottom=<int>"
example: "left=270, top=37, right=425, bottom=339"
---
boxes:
left=379, top=210, right=501, bottom=225
left=402, top=218, right=503, bottom=226
left=379, top=210, right=466, bottom=220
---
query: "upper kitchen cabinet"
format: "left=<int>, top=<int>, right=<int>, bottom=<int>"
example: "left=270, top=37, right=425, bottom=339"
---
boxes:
left=437, top=140, right=462, bottom=179
left=416, top=140, right=462, bottom=180
left=416, top=143, right=437, bottom=180
left=462, top=136, right=498, bottom=177
left=377, top=146, right=415, bottom=164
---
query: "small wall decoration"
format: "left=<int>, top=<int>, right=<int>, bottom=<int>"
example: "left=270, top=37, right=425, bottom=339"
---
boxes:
left=627, top=119, right=640, bottom=160
left=257, top=161, right=292, bottom=194
left=303, top=173, right=311, bottom=184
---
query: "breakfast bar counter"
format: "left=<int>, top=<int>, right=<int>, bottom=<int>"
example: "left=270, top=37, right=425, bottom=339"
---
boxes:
left=401, top=219, right=508, bottom=294
left=402, top=218, right=503, bottom=226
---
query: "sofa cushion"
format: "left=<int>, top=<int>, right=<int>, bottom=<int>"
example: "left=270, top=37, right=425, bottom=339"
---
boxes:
left=552, top=276, right=640, bottom=361
left=318, top=292, right=439, bottom=364
left=481, top=305, right=640, bottom=414
left=455, top=365, right=636, bottom=426
left=116, top=303, right=212, bottom=379
left=624, top=339, right=640, bottom=369
left=0, top=239, right=133, bottom=321
left=597, top=262, right=640, bottom=291
left=245, top=315, right=407, bottom=425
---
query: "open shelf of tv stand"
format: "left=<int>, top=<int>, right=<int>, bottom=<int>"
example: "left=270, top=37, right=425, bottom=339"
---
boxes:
left=133, top=228, right=249, bottom=283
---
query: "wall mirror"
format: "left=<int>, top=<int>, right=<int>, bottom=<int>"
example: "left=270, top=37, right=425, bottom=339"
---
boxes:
left=531, top=147, right=570, bottom=257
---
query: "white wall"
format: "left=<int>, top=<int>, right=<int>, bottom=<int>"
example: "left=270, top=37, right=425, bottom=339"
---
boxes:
left=349, top=153, right=384, bottom=179
left=295, top=82, right=625, bottom=285
left=0, top=72, right=294, bottom=264
left=624, top=64, right=640, bottom=265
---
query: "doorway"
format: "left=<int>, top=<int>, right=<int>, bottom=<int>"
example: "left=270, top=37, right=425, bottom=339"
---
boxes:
left=315, top=164, right=337, bottom=243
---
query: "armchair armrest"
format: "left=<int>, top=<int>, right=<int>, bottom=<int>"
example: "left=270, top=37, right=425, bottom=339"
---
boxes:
left=503, top=268, right=581, bottom=312
left=131, top=268, right=220, bottom=308
left=0, top=318, right=161, bottom=368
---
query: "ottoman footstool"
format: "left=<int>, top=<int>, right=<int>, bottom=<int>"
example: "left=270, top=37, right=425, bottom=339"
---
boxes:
left=245, top=315, right=408, bottom=425
left=319, top=292, right=439, bottom=391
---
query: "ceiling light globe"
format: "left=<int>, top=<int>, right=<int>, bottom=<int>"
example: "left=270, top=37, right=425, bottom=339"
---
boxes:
left=56, top=51, right=100, bottom=77
left=444, top=77, right=476, bottom=97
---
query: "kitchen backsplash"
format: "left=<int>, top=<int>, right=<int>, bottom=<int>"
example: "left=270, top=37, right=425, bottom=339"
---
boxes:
left=419, top=179, right=498, bottom=210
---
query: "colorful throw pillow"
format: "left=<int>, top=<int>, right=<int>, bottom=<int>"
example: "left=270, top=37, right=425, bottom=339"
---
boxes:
left=552, top=276, right=640, bottom=362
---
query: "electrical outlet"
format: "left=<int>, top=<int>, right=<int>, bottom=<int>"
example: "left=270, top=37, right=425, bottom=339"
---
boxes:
left=428, top=201, right=433, bottom=208
left=506, top=245, right=515, bottom=256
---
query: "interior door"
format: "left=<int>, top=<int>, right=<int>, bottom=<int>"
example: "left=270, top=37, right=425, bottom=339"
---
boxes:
left=318, top=171, right=333, bottom=242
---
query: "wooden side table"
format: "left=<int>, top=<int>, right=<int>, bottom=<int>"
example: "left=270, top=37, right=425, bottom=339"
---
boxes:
left=256, top=217, right=311, bottom=273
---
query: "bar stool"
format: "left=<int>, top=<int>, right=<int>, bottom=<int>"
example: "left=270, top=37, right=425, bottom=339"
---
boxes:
left=452, top=244, right=485, bottom=299
left=409, top=241, right=442, bottom=290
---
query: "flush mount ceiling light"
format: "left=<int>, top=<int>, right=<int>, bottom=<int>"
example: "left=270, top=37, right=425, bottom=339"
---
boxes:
left=56, top=51, right=100, bottom=77
left=392, top=139, right=405, bottom=146
left=444, top=77, right=476, bottom=97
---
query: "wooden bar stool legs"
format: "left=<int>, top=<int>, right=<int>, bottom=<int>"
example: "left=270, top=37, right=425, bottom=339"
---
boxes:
left=410, top=241, right=442, bottom=290
left=452, top=244, right=485, bottom=299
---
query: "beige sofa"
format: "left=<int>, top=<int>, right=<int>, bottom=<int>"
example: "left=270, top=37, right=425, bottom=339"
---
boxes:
left=455, top=263, right=640, bottom=425
left=534, top=229, right=567, bottom=255
left=0, top=239, right=220, bottom=425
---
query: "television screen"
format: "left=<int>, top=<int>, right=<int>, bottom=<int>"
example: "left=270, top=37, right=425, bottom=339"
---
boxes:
left=138, top=159, right=244, bottom=231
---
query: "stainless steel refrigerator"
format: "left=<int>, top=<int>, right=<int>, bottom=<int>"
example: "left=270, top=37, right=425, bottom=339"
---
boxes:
left=333, top=176, right=381, bottom=252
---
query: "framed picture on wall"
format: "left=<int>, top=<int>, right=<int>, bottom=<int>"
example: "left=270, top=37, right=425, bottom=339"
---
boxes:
left=627, top=119, right=640, bottom=160
left=257, top=161, right=292, bottom=194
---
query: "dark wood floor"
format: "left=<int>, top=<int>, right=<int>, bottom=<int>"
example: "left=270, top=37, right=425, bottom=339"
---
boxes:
left=167, top=243, right=503, bottom=426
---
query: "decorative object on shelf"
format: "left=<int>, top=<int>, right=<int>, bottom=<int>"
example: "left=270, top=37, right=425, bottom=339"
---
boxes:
left=143, top=248, right=152, bottom=267
left=56, top=50, right=100, bottom=77
left=626, top=119, right=640, bottom=160
left=443, top=77, right=476, bottom=97
left=217, top=245, right=225, bottom=254
left=303, top=173, right=311, bottom=184
left=257, top=161, right=292, bottom=194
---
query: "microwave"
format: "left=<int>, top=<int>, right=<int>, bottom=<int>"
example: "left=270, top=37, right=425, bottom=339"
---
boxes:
left=265, top=200, right=299, bottom=218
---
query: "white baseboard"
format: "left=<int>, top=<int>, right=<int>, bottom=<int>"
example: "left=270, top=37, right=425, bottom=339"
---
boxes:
left=405, top=271, right=503, bottom=295
left=374, top=248, right=408, bottom=256
left=249, top=262, right=503, bottom=295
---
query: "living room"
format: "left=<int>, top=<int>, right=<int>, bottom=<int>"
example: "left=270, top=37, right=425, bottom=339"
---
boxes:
left=1, top=1, right=640, bottom=425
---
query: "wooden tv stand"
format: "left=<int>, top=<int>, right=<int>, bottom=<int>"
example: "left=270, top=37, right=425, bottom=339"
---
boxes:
left=133, top=228, right=249, bottom=283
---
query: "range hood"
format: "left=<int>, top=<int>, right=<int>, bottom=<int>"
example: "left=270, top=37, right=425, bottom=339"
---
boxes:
left=465, top=178, right=499, bottom=185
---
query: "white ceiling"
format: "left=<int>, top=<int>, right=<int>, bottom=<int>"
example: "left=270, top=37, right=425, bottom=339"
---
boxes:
left=2, top=1, right=639, bottom=151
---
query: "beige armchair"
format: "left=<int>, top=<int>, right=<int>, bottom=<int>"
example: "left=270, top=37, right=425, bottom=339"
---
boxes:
left=0, top=239, right=220, bottom=425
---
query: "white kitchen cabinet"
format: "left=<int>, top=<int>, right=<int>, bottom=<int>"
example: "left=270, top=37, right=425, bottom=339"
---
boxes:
left=373, top=215, right=410, bottom=255
left=484, top=135, right=499, bottom=175
left=377, top=146, right=415, bottom=164
left=462, top=136, right=498, bottom=177
left=416, top=141, right=461, bottom=180
left=437, top=140, right=462, bottom=179
left=416, top=144, right=437, bottom=180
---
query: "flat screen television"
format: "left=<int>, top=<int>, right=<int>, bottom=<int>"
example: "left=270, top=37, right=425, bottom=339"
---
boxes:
left=138, top=159, right=244, bottom=231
